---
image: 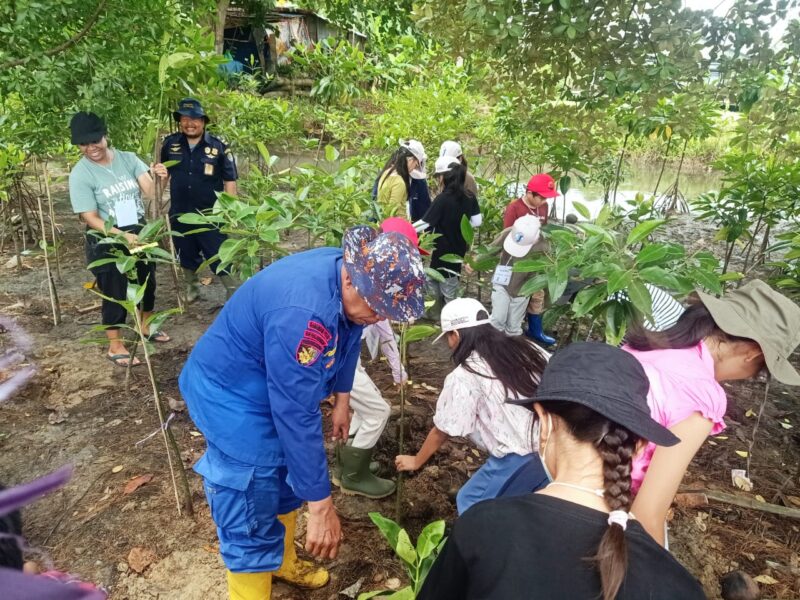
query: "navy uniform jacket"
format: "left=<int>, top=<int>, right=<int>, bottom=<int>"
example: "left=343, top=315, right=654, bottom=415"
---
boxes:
left=161, top=131, right=238, bottom=215
left=179, top=247, right=363, bottom=501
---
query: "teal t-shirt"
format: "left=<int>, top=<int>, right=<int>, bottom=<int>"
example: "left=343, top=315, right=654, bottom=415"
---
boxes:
left=69, top=150, right=149, bottom=226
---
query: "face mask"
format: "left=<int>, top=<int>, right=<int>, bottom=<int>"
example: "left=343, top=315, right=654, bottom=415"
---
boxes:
left=534, top=414, right=554, bottom=482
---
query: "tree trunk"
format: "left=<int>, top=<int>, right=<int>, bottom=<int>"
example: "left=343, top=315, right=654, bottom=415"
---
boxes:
left=653, top=136, right=673, bottom=197
left=214, top=0, right=230, bottom=55
left=612, top=132, right=629, bottom=206
left=673, top=138, right=689, bottom=193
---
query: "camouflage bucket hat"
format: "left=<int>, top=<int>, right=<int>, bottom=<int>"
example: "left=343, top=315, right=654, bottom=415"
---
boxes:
left=342, top=226, right=426, bottom=322
left=697, top=280, right=800, bottom=385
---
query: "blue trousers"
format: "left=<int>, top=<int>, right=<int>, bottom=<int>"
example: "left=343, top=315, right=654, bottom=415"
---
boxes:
left=456, top=453, right=549, bottom=515
left=194, top=443, right=302, bottom=572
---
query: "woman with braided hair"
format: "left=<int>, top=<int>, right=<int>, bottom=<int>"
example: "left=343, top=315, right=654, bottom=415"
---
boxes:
left=417, top=343, right=706, bottom=600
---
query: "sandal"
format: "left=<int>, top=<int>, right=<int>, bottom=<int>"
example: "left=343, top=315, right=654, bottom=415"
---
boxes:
left=107, top=353, right=142, bottom=367
left=145, top=330, right=171, bottom=343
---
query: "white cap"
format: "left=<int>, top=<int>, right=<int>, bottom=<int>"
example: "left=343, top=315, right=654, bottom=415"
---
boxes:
left=503, top=214, right=541, bottom=258
left=433, top=155, right=460, bottom=176
left=433, top=298, right=491, bottom=342
left=439, top=140, right=463, bottom=158
left=401, top=139, right=426, bottom=165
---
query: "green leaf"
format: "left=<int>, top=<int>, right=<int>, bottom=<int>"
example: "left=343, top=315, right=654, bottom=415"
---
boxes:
left=558, top=175, right=571, bottom=194
left=571, top=200, right=590, bottom=220
left=571, top=284, right=608, bottom=317
left=438, top=253, right=464, bottom=264
left=460, top=215, right=474, bottom=247
left=395, top=529, right=417, bottom=565
left=162, top=160, right=180, bottom=168
left=512, top=258, right=550, bottom=273
left=324, top=144, right=339, bottom=162
left=606, top=270, right=632, bottom=296
left=605, top=302, right=627, bottom=346
left=626, top=219, right=665, bottom=246
left=518, top=274, right=548, bottom=297
left=635, top=244, right=668, bottom=266
left=425, top=267, right=445, bottom=283
left=627, top=278, right=652, bottom=319
left=692, top=268, right=722, bottom=295
left=638, top=266, right=680, bottom=290
left=116, top=255, right=137, bottom=274
left=547, top=266, right=569, bottom=303
left=416, top=520, right=446, bottom=560
left=256, top=142, right=271, bottom=165
left=368, top=512, right=402, bottom=551
left=403, top=325, right=439, bottom=346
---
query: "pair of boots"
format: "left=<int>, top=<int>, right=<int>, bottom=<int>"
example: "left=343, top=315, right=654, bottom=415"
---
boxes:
left=226, top=509, right=328, bottom=599
left=332, top=444, right=395, bottom=499
left=183, top=268, right=239, bottom=303
left=526, top=313, right=555, bottom=346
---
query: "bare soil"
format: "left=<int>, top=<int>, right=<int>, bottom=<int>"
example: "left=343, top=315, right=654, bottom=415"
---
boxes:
left=1, top=189, right=799, bottom=599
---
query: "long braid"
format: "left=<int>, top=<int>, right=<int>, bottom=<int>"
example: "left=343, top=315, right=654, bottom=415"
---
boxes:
left=593, top=424, right=636, bottom=600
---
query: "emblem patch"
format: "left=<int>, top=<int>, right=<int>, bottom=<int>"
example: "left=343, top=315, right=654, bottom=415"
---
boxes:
left=295, top=321, right=332, bottom=367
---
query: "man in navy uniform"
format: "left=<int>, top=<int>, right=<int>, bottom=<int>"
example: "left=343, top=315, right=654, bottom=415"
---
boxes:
left=161, top=98, right=239, bottom=301
left=179, top=226, right=425, bottom=599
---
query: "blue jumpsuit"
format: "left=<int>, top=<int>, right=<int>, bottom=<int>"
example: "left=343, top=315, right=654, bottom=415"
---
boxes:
left=179, top=248, right=363, bottom=572
left=161, top=130, right=238, bottom=273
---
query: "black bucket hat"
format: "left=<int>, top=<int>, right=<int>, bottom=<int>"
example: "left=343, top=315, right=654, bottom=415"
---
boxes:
left=509, top=342, right=680, bottom=447
left=173, top=98, right=209, bottom=122
left=70, top=112, right=107, bottom=145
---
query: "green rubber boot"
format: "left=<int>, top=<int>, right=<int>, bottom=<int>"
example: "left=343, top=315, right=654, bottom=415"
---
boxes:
left=331, top=443, right=379, bottom=486
left=219, top=273, right=240, bottom=300
left=182, top=268, right=200, bottom=304
left=338, top=445, right=395, bottom=498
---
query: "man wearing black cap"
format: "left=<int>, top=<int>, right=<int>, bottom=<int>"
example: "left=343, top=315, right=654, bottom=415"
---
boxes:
left=160, top=98, right=239, bottom=302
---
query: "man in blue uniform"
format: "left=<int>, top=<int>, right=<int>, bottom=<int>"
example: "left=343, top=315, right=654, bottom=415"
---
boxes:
left=161, top=98, right=239, bottom=302
left=179, top=226, right=425, bottom=599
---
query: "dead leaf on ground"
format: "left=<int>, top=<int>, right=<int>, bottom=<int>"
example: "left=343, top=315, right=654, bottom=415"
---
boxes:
left=199, top=276, right=213, bottom=286
left=753, top=574, right=778, bottom=585
left=111, top=465, right=124, bottom=473
left=127, top=547, right=157, bottom=574
left=123, top=474, right=154, bottom=495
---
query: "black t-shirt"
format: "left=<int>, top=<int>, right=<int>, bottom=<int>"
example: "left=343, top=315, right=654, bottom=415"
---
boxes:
left=423, top=188, right=480, bottom=274
left=418, top=494, right=706, bottom=600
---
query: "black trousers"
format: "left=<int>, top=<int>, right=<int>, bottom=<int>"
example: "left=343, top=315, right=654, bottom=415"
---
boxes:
left=86, top=227, right=157, bottom=329
left=171, top=215, right=228, bottom=273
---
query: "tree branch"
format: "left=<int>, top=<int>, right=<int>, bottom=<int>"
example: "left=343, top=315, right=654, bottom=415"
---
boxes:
left=0, top=0, right=109, bottom=70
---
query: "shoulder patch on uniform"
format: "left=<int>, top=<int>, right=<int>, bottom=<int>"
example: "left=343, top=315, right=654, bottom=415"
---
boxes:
left=296, top=343, right=321, bottom=366
left=295, top=321, right=332, bottom=367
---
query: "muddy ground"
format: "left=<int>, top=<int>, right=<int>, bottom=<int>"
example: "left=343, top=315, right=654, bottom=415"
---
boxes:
left=1, top=186, right=799, bottom=599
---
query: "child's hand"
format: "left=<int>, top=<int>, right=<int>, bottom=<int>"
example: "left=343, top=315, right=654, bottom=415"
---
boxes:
left=395, top=455, right=419, bottom=472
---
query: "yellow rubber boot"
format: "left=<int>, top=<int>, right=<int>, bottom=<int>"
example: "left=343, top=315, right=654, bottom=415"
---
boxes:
left=273, top=510, right=330, bottom=589
left=226, top=570, right=272, bottom=600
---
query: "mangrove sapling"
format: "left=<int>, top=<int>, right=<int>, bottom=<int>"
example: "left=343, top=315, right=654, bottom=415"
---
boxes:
left=358, top=512, right=446, bottom=599
left=394, top=323, right=438, bottom=523
left=85, top=224, right=192, bottom=515
left=34, top=180, right=60, bottom=326
left=42, top=161, right=62, bottom=279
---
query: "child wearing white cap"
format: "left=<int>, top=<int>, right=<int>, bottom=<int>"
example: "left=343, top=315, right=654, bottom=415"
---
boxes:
left=395, top=298, right=550, bottom=514
left=486, top=215, right=550, bottom=339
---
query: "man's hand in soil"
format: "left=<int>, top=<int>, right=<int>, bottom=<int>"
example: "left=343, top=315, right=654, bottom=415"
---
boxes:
left=305, top=496, right=342, bottom=559
left=330, top=392, right=351, bottom=442
left=395, top=454, right=420, bottom=472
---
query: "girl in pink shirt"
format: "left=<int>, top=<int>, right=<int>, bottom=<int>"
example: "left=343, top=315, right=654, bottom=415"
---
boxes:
left=622, top=280, right=800, bottom=545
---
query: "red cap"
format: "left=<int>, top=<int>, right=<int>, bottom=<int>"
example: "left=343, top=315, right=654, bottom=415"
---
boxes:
left=380, top=217, right=429, bottom=255
left=526, top=174, right=558, bottom=198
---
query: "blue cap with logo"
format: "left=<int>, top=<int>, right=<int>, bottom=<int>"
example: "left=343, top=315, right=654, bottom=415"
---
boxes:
left=173, top=98, right=209, bottom=122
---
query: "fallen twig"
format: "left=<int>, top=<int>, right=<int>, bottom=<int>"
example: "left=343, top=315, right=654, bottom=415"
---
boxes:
left=680, top=487, right=800, bottom=519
